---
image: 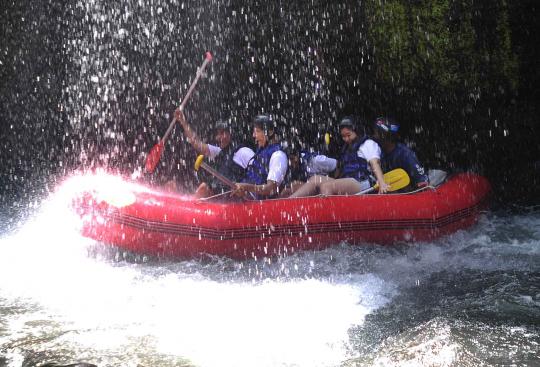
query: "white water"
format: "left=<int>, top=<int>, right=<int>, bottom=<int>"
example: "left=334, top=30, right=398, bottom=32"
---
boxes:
left=1, top=174, right=539, bottom=366
left=0, top=175, right=398, bottom=367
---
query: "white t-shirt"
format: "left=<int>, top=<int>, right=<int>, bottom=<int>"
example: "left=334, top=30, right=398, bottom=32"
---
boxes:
left=207, top=144, right=222, bottom=159
left=207, top=144, right=255, bottom=169
left=357, top=139, right=381, bottom=164
left=305, top=154, right=337, bottom=175
left=267, top=150, right=288, bottom=184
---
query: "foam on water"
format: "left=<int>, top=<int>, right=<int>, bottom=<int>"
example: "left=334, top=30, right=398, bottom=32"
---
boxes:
left=1, top=174, right=540, bottom=366
left=0, top=174, right=397, bottom=367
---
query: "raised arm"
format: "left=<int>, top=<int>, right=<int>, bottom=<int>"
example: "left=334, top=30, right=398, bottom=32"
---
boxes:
left=175, top=108, right=211, bottom=156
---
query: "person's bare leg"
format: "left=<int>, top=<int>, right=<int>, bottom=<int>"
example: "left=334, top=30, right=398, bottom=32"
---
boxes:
left=279, top=180, right=300, bottom=197
left=289, top=180, right=307, bottom=195
left=319, top=178, right=362, bottom=196
left=279, top=187, right=293, bottom=198
left=289, top=175, right=335, bottom=198
left=279, top=180, right=306, bottom=197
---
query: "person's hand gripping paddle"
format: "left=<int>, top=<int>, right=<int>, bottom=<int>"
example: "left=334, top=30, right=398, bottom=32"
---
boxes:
left=357, top=168, right=411, bottom=194
left=145, top=52, right=213, bottom=173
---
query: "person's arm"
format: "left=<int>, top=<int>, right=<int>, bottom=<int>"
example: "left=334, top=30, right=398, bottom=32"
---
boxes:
left=175, top=108, right=210, bottom=156
left=360, top=140, right=389, bottom=194
left=402, top=150, right=429, bottom=187
left=369, top=158, right=390, bottom=194
left=233, top=181, right=279, bottom=197
left=310, top=155, right=337, bottom=175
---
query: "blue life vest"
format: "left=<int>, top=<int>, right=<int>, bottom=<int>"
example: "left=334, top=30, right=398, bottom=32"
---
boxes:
left=381, top=143, right=428, bottom=187
left=338, top=136, right=371, bottom=182
left=243, top=143, right=283, bottom=185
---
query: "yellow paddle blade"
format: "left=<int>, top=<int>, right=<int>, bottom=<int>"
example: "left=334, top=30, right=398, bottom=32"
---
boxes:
left=324, top=132, right=331, bottom=146
left=374, top=168, right=411, bottom=192
left=194, top=155, right=205, bottom=171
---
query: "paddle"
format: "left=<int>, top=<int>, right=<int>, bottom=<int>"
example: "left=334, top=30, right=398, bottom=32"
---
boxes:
left=357, top=168, right=410, bottom=194
left=145, top=52, right=213, bottom=173
left=194, top=155, right=236, bottom=189
left=194, top=155, right=259, bottom=199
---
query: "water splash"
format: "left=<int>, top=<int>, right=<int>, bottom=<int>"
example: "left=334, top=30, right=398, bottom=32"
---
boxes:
left=1, top=175, right=539, bottom=366
left=0, top=174, right=396, bottom=367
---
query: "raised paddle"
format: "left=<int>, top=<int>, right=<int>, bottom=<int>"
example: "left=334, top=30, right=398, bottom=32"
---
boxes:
left=145, top=52, right=213, bottom=173
left=356, top=168, right=411, bottom=194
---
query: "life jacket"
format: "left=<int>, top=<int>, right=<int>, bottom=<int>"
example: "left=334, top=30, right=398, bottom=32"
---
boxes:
left=208, top=141, right=245, bottom=193
left=338, top=136, right=371, bottom=182
left=381, top=143, right=428, bottom=187
left=286, top=150, right=319, bottom=183
left=243, top=143, right=282, bottom=185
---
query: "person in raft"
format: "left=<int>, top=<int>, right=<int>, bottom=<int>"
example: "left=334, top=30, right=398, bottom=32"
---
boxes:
left=289, top=116, right=389, bottom=197
left=175, top=108, right=255, bottom=198
left=280, top=140, right=338, bottom=197
left=231, top=114, right=288, bottom=199
left=371, top=116, right=429, bottom=190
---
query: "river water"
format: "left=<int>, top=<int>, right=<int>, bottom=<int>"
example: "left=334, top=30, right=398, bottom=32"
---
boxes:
left=2, top=0, right=539, bottom=365
left=0, top=176, right=539, bottom=367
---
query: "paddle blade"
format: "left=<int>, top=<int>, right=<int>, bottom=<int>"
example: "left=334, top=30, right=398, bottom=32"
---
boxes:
left=145, top=141, right=164, bottom=173
left=381, top=168, right=410, bottom=192
left=324, top=132, right=331, bottom=146
left=194, top=155, right=205, bottom=171
left=357, top=169, right=411, bottom=195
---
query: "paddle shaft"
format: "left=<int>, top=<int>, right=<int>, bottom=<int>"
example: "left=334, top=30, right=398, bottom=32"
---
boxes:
left=198, top=161, right=237, bottom=189
left=358, top=186, right=377, bottom=195
left=161, top=53, right=213, bottom=143
left=196, top=157, right=257, bottom=199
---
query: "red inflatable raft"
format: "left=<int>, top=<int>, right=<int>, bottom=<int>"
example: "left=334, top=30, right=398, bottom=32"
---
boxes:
left=74, top=172, right=491, bottom=259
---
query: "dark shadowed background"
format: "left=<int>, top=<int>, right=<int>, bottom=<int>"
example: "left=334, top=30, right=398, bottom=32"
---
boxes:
left=1, top=0, right=539, bottom=212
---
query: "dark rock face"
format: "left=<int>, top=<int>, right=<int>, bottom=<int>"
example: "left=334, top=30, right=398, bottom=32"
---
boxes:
left=1, top=1, right=538, bottom=209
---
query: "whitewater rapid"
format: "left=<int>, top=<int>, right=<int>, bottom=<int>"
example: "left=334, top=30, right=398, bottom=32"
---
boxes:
left=1, top=175, right=539, bottom=367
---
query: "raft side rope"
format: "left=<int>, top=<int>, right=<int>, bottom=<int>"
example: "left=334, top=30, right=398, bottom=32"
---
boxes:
left=198, top=190, right=233, bottom=201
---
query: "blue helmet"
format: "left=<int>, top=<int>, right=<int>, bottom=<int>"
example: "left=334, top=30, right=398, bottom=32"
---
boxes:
left=374, top=116, right=400, bottom=134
